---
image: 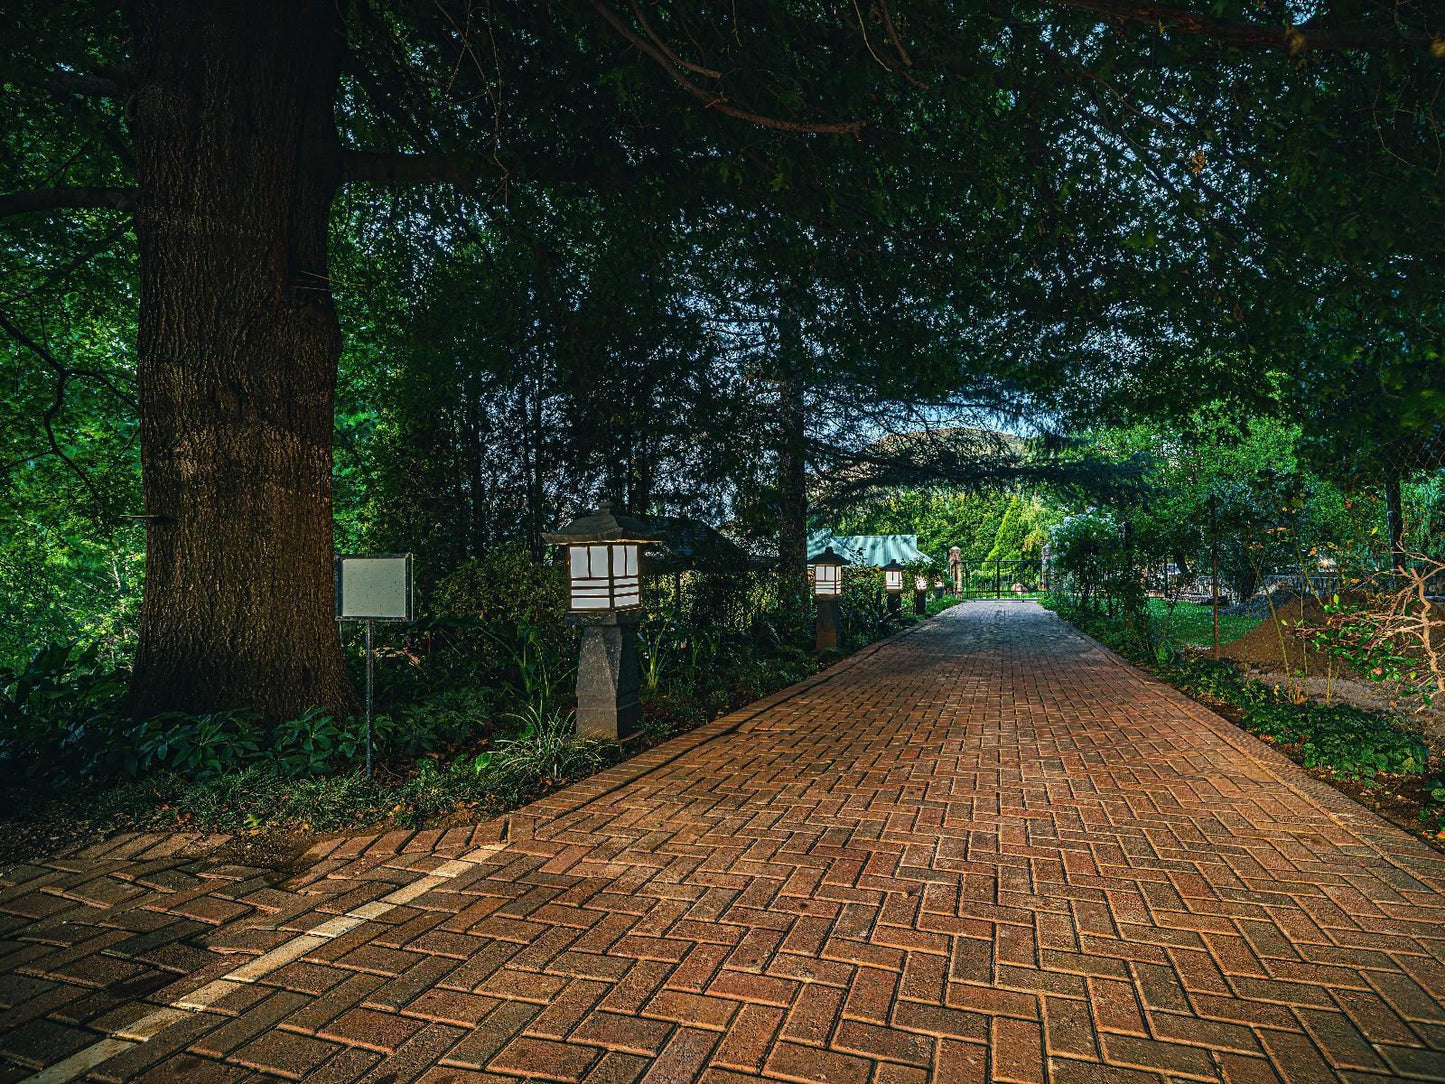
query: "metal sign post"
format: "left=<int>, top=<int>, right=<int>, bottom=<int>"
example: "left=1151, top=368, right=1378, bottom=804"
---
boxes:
left=335, top=554, right=414, bottom=777
left=364, top=618, right=374, bottom=776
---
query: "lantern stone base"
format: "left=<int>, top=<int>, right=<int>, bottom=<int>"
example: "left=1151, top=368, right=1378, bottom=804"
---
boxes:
left=887, top=593, right=902, bottom=616
left=569, top=610, right=643, bottom=741
left=815, top=599, right=841, bottom=652
left=914, top=591, right=927, bottom=616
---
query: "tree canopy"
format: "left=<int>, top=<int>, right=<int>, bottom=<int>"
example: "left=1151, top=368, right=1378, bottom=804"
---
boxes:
left=2, top=0, right=1442, bottom=711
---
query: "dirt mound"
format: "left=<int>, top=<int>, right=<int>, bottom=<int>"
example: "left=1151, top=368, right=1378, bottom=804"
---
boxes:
left=1221, top=585, right=1301, bottom=619
left=1218, top=595, right=1360, bottom=678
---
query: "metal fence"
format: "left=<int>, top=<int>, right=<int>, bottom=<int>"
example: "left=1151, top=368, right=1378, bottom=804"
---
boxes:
left=953, top=559, right=1045, bottom=600
left=1140, top=562, right=1445, bottom=606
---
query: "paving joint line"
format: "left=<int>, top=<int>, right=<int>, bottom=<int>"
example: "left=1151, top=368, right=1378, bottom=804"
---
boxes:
left=17, top=612, right=949, bottom=1083
left=1065, top=612, right=1445, bottom=887
left=16, top=842, right=511, bottom=1084
left=512, top=611, right=943, bottom=836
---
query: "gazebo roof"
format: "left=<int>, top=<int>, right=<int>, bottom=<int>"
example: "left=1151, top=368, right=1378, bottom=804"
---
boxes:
left=640, top=514, right=758, bottom=573
left=807, top=531, right=932, bottom=568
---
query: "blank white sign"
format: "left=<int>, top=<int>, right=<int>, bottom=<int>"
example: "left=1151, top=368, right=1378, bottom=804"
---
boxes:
left=337, top=555, right=412, bottom=620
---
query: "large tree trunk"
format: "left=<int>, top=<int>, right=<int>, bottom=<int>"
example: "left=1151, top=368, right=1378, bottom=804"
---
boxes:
left=127, top=0, right=357, bottom=722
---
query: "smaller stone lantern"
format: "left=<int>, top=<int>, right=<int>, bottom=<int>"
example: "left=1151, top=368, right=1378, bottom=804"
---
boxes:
left=810, top=546, right=848, bottom=651
left=545, top=501, right=661, bottom=740
left=881, top=559, right=905, bottom=615
left=913, top=572, right=928, bottom=616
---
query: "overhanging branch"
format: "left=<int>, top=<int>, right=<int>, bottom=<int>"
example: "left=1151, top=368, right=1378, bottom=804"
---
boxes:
left=340, top=150, right=469, bottom=186
left=0, top=186, right=137, bottom=220
left=589, top=0, right=867, bottom=134
left=1047, top=0, right=1442, bottom=54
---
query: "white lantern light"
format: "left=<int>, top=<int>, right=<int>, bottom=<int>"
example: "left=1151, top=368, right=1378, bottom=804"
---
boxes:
left=568, top=542, right=641, bottom=610
left=810, top=546, right=847, bottom=598
left=544, top=502, right=660, bottom=614
left=882, top=559, right=906, bottom=594
left=914, top=574, right=928, bottom=593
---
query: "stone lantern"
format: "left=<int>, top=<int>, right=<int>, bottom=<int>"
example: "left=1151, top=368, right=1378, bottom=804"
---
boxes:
left=544, top=501, right=661, bottom=740
left=881, top=559, right=905, bottom=615
left=809, top=546, right=848, bottom=651
left=913, top=572, right=928, bottom=616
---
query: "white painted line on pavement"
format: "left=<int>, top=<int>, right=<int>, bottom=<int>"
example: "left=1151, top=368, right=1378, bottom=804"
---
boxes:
left=17, top=841, right=510, bottom=1083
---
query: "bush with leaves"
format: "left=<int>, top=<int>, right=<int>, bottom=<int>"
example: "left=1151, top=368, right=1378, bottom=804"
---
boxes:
left=1049, top=512, right=1123, bottom=610
left=431, top=543, right=567, bottom=627
left=0, top=641, right=126, bottom=780
left=480, top=702, right=611, bottom=792
left=131, top=709, right=263, bottom=779
left=1242, top=699, right=1429, bottom=780
left=839, top=566, right=888, bottom=647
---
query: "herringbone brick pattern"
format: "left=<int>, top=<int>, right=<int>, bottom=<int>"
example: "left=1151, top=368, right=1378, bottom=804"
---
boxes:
left=5, top=602, right=1445, bottom=1083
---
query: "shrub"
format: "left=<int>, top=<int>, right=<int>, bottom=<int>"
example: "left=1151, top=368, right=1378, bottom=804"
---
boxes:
left=268, top=708, right=383, bottom=777
left=1049, top=512, right=1122, bottom=610
left=432, top=543, right=567, bottom=627
left=0, top=641, right=127, bottom=779
left=1157, top=656, right=1250, bottom=702
left=489, top=702, right=610, bottom=789
left=1242, top=700, right=1429, bottom=779
left=840, top=567, right=888, bottom=647
left=388, top=686, right=502, bottom=753
left=640, top=685, right=707, bottom=741
left=132, top=709, right=263, bottom=779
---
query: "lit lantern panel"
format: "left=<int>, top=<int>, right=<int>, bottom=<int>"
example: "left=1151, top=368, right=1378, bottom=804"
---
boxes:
left=885, top=569, right=904, bottom=593
left=812, top=563, right=842, bottom=598
left=914, top=575, right=928, bottom=592
left=569, top=543, right=641, bottom=610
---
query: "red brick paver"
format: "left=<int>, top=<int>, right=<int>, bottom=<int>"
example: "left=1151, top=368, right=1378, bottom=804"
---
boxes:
left=6, top=601, right=1445, bottom=1083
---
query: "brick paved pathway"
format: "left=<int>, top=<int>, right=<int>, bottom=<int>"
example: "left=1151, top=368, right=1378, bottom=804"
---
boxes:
left=6, top=602, right=1445, bottom=1084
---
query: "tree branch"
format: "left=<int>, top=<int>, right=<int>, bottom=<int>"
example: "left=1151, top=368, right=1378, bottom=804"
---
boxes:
left=341, top=147, right=642, bottom=194
left=0, top=310, right=121, bottom=512
left=50, top=72, right=125, bottom=98
left=627, top=1, right=722, bottom=78
left=339, top=149, right=470, bottom=186
left=589, top=0, right=866, bottom=134
left=1047, top=0, right=1443, bottom=54
left=0, top=186, right=137, bottom=220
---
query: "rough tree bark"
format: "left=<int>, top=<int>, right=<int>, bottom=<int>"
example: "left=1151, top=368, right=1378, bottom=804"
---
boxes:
left=126, top=0, right=358, bottom=721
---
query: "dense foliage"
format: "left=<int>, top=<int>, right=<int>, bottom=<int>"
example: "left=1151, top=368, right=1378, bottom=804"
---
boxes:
left=5, top=1, right=1445, bottom=713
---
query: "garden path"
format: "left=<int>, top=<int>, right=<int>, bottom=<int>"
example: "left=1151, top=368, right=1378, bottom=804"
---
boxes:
left=5, top=602, right=1445, bottom=1083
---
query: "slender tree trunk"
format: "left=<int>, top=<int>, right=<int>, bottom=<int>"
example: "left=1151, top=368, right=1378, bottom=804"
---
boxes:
left=127, top=0, right=357, bottom=722
left=776, top=316, right=808, bottom=596
left=1385, top=473, right=1406, bottom=572
left=466, top=375, right=486, bottom=557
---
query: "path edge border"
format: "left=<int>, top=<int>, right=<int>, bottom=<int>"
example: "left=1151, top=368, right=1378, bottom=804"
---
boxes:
left=1052, top=607, right=1445, bottom=885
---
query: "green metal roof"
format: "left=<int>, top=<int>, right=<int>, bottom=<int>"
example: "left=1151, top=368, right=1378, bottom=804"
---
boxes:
left=807, top=531, right=933, bottom=568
